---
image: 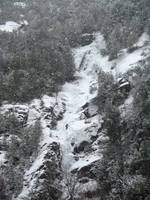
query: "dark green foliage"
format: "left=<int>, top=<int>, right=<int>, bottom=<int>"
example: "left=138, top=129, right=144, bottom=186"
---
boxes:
left=0, top=29, right=75, bottom=102
left=0, top=114, right=22, bottom=135
left=97, top=70, right=115, bottom=112
left=0, top=1, right=150, bottom=199
left=104, top=102, right=122, bottom=143
left=0, top=176, right=8, bottom=200
left=8, top=121, right=41, bottom=162
left=96, top=60, right=150, bottom=199
left=1, top=0, right=150, bottom=64
left=0, top=0, right=77, bottom=103
left=1, top=0, right=148, bottom=103
left=97, top=70, right=126, bottom=112
left=99, top=0, right=150, bottom=59
left=21, top=121, right=41, bottom=159
left=4, top=120, right=42, bottom=198
left=127, top=63, right=150, bottom=170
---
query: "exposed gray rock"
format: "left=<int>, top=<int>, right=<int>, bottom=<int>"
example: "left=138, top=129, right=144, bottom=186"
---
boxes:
left=74, top=141, right=90, bottom=154
left=77, top=160, right=99, bottom=179
left=80, top=33, right=94, bottom=46
left=80, top=102, right=98, bottom=120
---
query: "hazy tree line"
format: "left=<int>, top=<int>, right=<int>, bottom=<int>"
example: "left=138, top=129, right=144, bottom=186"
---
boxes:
left=46, top=0, right=150, bottom=57
left=1, top=0, right=150, bottom=104
left=99, top=0, right=150, bottom=60
left=0, top=0, right=75, bottom=103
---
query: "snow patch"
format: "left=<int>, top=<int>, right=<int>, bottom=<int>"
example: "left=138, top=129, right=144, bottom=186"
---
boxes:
left=136, top=32, right=150, bottom=47
left=14, top=2, right=26, bottom=8
left=0, top=21, right=21, bottom=32
left=110, top=32, right=150, bottom=75
left=71, top=154, right=101, bottom=171
left=0, top=151, right=6, bottom=166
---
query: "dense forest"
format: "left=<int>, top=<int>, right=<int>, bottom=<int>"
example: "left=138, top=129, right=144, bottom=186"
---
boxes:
left=0, top=0, right=150, bottom=102
left=0, top=0, right=150, bottom=200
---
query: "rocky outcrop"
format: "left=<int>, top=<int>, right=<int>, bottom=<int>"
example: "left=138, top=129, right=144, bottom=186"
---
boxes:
left=80, top=34, right=94, bottom=46
left=30, top=142, right=62, bottom=200
left=80, top=102, right=98, bottom=120
left=0, top=104, right=29, bottom=125
left=74, top=141, right=90, bottom=154
left=17, top=142, right=62, bottom=200
left=0, top=96, right=66, bottom=200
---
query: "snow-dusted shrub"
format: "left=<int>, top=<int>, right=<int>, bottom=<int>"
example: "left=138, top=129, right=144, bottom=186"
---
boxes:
left=97, top=70, right=115, bottom=112
left=0, top=114, right=22, bottom=136
left=95, top=59, right=150, bottom=199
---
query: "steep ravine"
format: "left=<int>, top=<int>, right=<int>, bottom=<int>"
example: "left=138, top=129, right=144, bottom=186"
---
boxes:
left=14, top=33, right=107, bottom=200
left=1, top=32, right=149, bottom=200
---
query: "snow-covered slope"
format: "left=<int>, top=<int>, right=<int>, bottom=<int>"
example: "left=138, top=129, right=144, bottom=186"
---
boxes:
left=13, top=33, right=107, bottom=200
left=109, top=33, right=150, bottom=75
left=1, top=32, right=150, bottom=199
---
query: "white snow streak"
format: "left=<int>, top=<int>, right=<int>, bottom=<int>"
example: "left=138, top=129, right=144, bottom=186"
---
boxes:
left=0, top=21, right=21, bottom=32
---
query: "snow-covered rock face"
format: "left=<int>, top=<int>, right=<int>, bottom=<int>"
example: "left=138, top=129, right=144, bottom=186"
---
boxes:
left=17, top=142, right=62, bottom=200
left=0, top=96, right=66, bottom=200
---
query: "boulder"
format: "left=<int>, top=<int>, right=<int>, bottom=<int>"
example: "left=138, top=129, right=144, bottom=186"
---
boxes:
left=77, top=160, right=99, bottom=179
left=80, top=34, right=94, bottom=46
left=90, top=135, right=99, bottom=143
left=74, top=141, right=90, bottom=154
left=81, top=102, right=89, bottom=110
left=118, top=78, right=131, bottom=93
left=78, top=177, right=90, bottom=184
left=80, top=102, right=98, bottom=120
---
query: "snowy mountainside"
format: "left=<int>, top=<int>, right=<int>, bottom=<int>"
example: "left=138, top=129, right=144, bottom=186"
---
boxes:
left=0, top=32, right=150, bottom=199
left=14, top=33, right=107, bottom=200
